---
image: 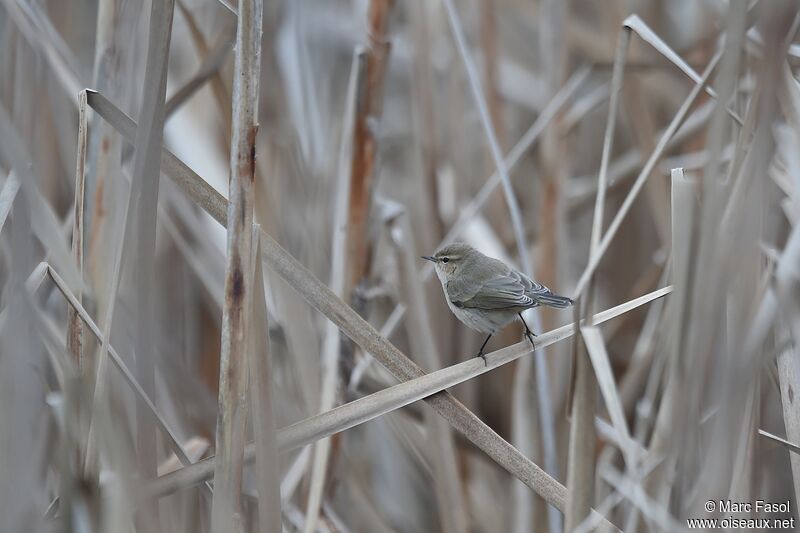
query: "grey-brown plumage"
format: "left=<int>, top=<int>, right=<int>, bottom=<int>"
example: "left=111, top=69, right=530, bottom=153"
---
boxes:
left=422, top=243, right=573, bottom=362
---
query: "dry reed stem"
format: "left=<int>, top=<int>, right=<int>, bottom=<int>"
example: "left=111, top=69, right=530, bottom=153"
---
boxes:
left=106, top=0, right=175, bottom=498
left=775, top=302, right=800, bottom=506
left=280, top=445, right=310, bottom=505
left=623, top=14, right=744, bottom=126
left=277, top=287, right=669, bottom=452
left=247, top=229, right=282, bottom=533
left=35, top=314, right=82, bottom=530
left=210, top=0, right=262, bottom=528
left=616, top=12, right=672, bottom=247
left=632, top=168, right=695, bottom=529
left=620, top=260, right=670, bottom=422
left=345, top=0, right=393, bottom=292
left=214, top=0, right=237, bottom=16
left=564, top=319, right=597, bottom=532
left=0, top=172, right=20, bottom=234
left=302, top=48, right=360, bottom=533
left=85, top=0, right=133, bottom=327
left=580, top=326, right=635, bottom=464
left=67, top=91, right=88, bottom=478
left=66, top=90, right=87, bottom=370
left=759, top=428, right=800, bottom=455
left=511, top=354, right=540, bottom=533
left=564, top=27, right=632, bottom=531
left=134, top=0, right=178, bottom=339
left=481, top=0, right=504, bottom=151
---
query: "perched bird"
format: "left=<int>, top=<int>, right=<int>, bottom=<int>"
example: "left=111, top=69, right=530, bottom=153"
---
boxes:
left=422, top=243, right=573, bottom=364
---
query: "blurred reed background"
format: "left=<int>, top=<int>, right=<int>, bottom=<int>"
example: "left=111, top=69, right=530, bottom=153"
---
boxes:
left=1, top=0, right=800, bottom=531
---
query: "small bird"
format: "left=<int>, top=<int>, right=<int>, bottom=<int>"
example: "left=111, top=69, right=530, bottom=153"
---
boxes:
left=422, top=243, right=573, bottom=364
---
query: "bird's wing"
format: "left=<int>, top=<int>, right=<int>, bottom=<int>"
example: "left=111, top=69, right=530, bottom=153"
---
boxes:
left=448, top=269, right=551, bottom=310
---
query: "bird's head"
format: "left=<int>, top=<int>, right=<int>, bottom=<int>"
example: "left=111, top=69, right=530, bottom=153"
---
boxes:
left=422, top=243, right=477, bottom=282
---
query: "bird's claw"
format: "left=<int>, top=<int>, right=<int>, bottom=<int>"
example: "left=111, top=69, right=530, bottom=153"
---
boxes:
left=479, top=352, right=489, bottom=367
left=518, top=313, right=537, bottom=347
left=525, top=331, right=536, bottom=348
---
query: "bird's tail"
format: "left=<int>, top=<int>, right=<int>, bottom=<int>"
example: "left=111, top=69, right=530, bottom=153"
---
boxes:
left=537, top=292, right=574, bottom=309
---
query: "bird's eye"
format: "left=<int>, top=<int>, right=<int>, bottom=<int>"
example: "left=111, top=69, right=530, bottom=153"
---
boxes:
left=441, top=257, right=449, bottom=263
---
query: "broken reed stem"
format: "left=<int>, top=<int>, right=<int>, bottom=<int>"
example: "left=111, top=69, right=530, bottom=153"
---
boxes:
left=67, top=90, right=88, bottom=475
left=210, top=0, right=263, bottom=529
left=622, top=14, right=743, bottom=126
left=67, top=90, right=87, bottom=370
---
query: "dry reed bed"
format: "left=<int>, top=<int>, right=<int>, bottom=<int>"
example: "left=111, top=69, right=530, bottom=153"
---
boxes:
left=0, top=0, right=799, bottom=532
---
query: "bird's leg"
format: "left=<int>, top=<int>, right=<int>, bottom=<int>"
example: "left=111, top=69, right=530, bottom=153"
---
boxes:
left=477, top=334, right=492, bottom=366
left=518, top=313, right=537, bottom=346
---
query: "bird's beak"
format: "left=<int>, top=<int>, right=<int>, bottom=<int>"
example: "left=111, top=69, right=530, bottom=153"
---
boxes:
left=421, top=255, right=436, bottom=263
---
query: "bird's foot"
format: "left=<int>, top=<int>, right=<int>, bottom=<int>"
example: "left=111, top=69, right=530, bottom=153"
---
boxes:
left=524, top=330, right=537, bottom=348
left=476, top=334, right=492, bottom=366
left=518, top=313, right=537, bottom=347
left=525, top=328, right=537, bottom=349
